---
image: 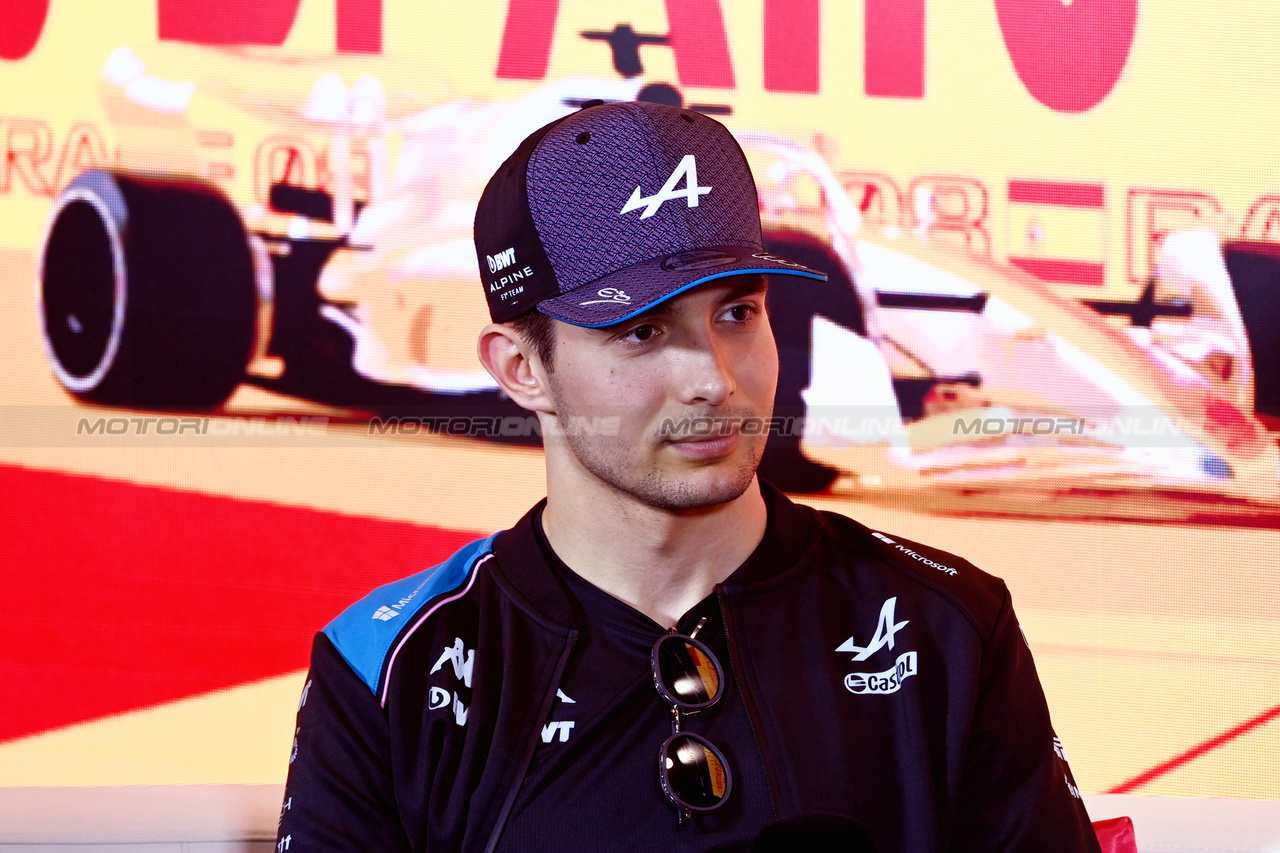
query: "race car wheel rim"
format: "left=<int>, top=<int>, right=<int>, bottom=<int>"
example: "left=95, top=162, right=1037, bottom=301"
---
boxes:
left=39, top=191, right=127, bottom=393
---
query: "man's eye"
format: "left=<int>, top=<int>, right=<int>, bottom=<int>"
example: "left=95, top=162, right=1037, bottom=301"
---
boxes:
left=627, top=324, right=657, bottom=342
left=726, top=304, right=756, bottom=322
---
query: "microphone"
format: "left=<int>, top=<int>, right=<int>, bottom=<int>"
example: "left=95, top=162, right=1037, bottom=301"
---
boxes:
left=749, top=814, right=879, bottom=852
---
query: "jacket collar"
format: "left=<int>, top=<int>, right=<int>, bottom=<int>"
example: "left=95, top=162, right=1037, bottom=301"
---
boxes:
left=718, top=481, right=816, bottom=591
left=489, top=497, right=581, bottom=631
left=489, top=481, right=817, bottom=627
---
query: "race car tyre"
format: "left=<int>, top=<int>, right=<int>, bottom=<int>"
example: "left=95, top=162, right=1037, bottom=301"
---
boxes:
left=39, top=170, right=258, bottom=408
left=758, top=230, right=868, bottom=493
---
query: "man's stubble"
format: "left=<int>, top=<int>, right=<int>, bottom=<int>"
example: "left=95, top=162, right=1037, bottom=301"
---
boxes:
left=545, top=376, right=767, bottom=512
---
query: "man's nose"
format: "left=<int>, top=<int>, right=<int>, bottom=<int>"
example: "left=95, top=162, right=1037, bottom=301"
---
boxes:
left=678, top=329, right=735, bottom=406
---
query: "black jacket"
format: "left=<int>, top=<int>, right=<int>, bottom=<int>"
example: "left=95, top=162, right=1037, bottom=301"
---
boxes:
left=277, top=485, right=1101, bottom=852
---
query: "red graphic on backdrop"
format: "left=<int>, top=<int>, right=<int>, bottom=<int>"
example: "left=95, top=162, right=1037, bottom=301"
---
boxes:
left=336, top=0, right=381, bottom=53
left=1008, top=180, right=1107, bottom=286
left=0, top=0, right=49, bottom=60
left=763, top=0, right=819, bottom=94
left=865, top=0, right=924, bottom=98
left=495, top=0, right=559, bottom=80
left=158, top=0, right=381, bottom=52
left=0, top=464, right=482, bottom=742
left=496, top=0, right=737, bottom=88
left=0, top=116, right=54, bottom=196
left=910, top=174, right=992, bottom=255
left=158, top=0, right=301, bottom=47
left=1241, top=196, right=1280, bottom=242
left=994, top=0, right=1138, bottom=112
left=0, top=118, right=111, bottom=197
left=1126, top=188, right=1223, bottom=283
left=663, top=0, right=735, bottom=88
left=1009, top=180, right=1105, bottom=208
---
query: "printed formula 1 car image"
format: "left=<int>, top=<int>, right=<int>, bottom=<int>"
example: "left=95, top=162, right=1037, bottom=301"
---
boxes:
left=35, top=42, right=1280, bottom=519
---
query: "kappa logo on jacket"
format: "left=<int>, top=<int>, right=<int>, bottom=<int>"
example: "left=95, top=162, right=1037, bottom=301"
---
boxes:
left=428, top=637, right=476, bottom=727
left=836, top=597, right=919, bottom=695
left=430, top=637, right=474, bottom=687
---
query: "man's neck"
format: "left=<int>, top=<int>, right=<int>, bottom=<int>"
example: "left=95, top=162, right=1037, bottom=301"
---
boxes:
left=540, top=474, right=769, bottom=630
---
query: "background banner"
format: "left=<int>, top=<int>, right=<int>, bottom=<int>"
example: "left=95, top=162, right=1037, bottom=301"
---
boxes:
left=1, top=0, right=1277, bottom=799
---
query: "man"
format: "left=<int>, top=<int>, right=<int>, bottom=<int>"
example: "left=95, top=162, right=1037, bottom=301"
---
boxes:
left=277, top=100, right=1101, bottom=852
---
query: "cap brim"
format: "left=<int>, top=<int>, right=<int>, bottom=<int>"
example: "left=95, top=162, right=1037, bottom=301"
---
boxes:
left=537, top=245, right=827, bottom=328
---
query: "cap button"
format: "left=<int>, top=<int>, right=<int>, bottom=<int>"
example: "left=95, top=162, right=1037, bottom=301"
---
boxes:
left=579, top=99, right=605, bottom=110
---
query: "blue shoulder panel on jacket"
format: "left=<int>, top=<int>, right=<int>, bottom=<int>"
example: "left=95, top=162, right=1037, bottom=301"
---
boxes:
left=322, top=533, right=497, bottom=695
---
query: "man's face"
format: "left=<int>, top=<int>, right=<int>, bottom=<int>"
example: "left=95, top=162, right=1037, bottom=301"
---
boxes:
left=541, top=275, right=778, bottom=511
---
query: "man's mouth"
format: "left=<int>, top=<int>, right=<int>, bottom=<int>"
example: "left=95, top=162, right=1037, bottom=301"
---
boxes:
left=664, top=422, right=742, bottom=458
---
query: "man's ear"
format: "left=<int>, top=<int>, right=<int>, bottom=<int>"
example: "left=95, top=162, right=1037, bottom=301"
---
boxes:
left=477, top=323, right=555, bottom=413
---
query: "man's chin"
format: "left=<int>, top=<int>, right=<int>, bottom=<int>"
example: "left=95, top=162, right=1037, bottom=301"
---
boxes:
left=634, top=463, right=761, bottom=513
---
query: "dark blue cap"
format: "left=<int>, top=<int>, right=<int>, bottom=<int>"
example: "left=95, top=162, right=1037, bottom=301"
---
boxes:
left=474, top=100, right=825, bottom=327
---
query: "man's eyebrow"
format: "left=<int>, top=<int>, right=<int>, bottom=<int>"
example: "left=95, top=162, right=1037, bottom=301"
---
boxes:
left=720, top=273, right=769, bottom=301
left=650, top=275, right=769, bottom=318
left=603, top=274, right=769, bottom=328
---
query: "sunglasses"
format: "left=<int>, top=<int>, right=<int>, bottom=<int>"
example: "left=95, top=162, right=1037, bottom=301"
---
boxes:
left=650, top=618, right=733, bottom=825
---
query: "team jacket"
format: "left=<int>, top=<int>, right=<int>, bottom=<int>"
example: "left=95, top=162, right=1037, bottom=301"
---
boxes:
left=277, top=485, right=1101, bottom=853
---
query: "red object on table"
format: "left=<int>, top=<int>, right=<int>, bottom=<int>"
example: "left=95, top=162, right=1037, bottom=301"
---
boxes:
left=1093, top=816, right=1138, bottom=853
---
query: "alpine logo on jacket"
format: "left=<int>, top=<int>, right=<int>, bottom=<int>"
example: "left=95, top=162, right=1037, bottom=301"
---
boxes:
left=836, top=597, right=918, bottom=695
left=836, top=597, right=908, bottom=661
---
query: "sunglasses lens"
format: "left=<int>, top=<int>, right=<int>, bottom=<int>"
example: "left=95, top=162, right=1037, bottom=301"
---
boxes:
left=655, top=636, right=722, bottom=707
left=661, top=733, right=731, bottom=810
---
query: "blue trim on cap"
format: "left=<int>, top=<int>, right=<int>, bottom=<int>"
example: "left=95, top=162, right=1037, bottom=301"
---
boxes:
left=322, top=533, right=498, bottom=694
left=551, top=267, right=827, bottom=328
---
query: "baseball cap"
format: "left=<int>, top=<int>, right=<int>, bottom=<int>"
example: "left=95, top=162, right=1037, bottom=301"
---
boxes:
left=474, top=100, right=826, bottom=327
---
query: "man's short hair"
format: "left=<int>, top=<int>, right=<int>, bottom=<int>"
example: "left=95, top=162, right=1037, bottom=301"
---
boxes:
left=509, top=309, right=556, bottom=370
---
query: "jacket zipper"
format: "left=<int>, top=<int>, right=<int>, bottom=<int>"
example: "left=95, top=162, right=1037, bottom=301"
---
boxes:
left=717, top=592, right=779, bottom=822
left=482, top=630, right=578, bottom=853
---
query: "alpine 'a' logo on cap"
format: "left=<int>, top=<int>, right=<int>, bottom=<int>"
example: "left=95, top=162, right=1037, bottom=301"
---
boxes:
left=620, top=154, right=711, bottom=219
left=661, top=249, right=740, bottom=272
